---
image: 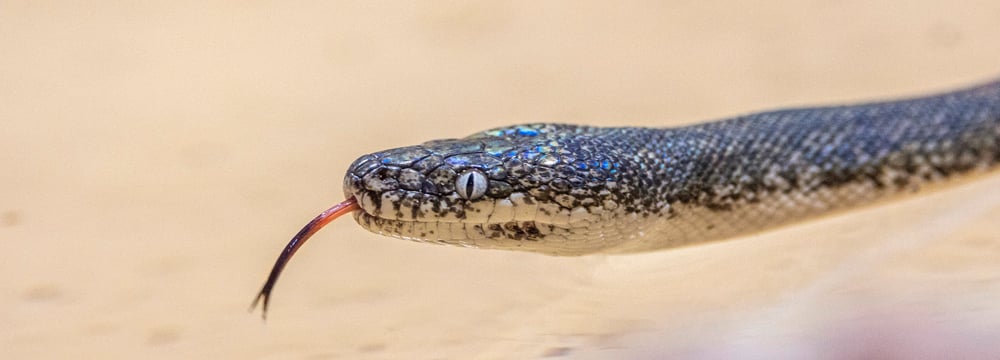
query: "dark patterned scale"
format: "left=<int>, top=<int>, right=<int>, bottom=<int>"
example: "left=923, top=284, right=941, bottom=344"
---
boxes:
left=342, top=80, right=1000, bottom=255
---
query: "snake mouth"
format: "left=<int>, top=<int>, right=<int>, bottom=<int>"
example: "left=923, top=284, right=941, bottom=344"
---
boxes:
left=352, top=204, right=613, bottom=257
left=352, top=210, right=437, bottom=241
left=349, top=190, right=480, bottom=242
left=352, top=208, right=551, bottom=246
left=350, top=192, right=572, bottom=248
left=350, top=189, right=475, bottom=224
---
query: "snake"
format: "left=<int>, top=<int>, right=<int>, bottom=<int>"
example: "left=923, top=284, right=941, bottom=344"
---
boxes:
left=252, top=78, right=1000, bottom=317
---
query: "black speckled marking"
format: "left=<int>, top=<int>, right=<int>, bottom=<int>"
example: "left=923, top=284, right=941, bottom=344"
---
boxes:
left=343, top=80, right=1000, bottom=254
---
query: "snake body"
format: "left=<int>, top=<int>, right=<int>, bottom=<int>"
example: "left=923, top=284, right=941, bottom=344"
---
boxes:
left=343, top=80, right=1000, bottom=255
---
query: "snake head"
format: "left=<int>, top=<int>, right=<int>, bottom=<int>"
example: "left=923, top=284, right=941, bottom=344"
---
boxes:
left=342, top=124, right=646, bottom=255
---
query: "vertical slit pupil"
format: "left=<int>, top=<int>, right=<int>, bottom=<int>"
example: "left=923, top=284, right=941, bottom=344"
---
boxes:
left=465, top=175, right=476, bottom=198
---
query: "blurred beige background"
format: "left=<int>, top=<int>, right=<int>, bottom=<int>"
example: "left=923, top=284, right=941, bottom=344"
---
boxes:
left=3, top=1, right=1000, bottom=359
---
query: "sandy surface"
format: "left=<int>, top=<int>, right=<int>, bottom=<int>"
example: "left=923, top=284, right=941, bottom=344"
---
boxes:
left=3, top=2, right=1000, bottom=359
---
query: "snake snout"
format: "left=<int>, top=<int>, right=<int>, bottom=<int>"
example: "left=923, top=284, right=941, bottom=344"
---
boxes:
left=342, top=149, right=480, bottom=223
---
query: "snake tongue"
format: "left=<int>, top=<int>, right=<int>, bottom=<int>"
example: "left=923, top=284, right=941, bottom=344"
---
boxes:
left=250, top=197, right=360, bottom=319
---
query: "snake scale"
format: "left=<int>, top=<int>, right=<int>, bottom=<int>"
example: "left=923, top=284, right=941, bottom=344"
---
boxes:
left=253, top=78, right=1000, bottom=316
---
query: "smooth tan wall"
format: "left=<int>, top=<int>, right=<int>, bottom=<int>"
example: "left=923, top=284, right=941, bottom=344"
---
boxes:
left=2, top=2, right=1000, bottom=359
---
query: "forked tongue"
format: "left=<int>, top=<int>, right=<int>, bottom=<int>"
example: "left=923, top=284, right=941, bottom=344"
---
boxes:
left=250, top=197, right=360, bottom=319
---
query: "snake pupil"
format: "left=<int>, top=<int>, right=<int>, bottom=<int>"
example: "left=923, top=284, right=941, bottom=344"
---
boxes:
left=465, top=176, right=476, bottom=198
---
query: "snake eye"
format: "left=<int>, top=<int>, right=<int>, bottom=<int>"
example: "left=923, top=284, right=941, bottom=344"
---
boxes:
left=456, top=170, right=488, bottom=200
